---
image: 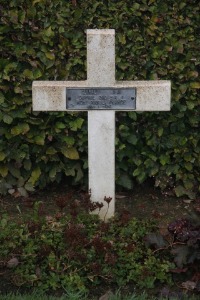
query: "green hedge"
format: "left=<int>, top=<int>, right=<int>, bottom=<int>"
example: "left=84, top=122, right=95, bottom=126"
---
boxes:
left=0, top=0, right=199, bottom=197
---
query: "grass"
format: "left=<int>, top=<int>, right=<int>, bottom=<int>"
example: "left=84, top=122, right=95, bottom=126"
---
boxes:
left=0, top=290, right=199, bottom=300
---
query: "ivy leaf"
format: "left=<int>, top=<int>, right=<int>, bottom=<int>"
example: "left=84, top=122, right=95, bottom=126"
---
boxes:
left=137, top=172, right=147, bottom=183
left=49, top=167, right=58, bottom=179
left=184, top=162, right=193, bottom=171
left=174, top=185, right=195, bottom=199
left=34, top=135, right=45, bottom=145
left=158, top=128, right=163, bottom=137
left=28, top=167, right=41, bottom=185
left=0, top=165, right=8, bottom=176
left=61, top=147, right=79, bottom=160
left=3, top=114, right=13, bottom=124
left=24, top=182, right=35, bottom=192
left=118, top=173, right=132, bottom=189
left=127, top=135, right=137, bottom=145
left=33, top=69, right=43, bottom=79
left=190, top=82, right=200, bottom=89
left=32, top=0, right=41, bottom=5
left=62, top=136, right=75, bottom=146
left=24, top=160, right=32, bottom=171
left=17, top=187, right=28, bottom=197
left=11, top=123, right=30, bottom=135
left=118, top=33, right=126, bottom=44
left=46, top=147, right=57, bottom=155
left=55, top=122, right=66, bottom=129
left=160, top=154, right=170, bottom=166
left=43, top=26, right=54, bottom=38
left=0, top=92, right=5, bottom=104
left=74, top=164, right=83, bottom=182
left=174, top=185, right=186, bottom=197
left=45, top=52, right=55, bottom=60
left=9, top=165, right=21, bottom=179
left=23, top=69, right=34, bottom=79
left=133, top=168, right=140, bottom=176
left=69, top=118, right=84, bottom=131
left=0, top=152, right=6, bottom=161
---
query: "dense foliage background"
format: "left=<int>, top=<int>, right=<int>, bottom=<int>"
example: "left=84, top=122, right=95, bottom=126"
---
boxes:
left=0, top=0, right=199, bottom=197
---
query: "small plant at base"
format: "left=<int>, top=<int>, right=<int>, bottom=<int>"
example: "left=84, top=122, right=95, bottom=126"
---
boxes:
left=0, top=194, right=177, bottom=293
left=145, top=203, right=200, bottom=294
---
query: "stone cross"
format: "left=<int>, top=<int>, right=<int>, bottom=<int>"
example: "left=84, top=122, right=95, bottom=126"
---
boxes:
left=32, top=29, right=171, bottom=220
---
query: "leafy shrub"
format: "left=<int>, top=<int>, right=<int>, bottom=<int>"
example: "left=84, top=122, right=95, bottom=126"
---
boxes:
left=0, top=193, right=174, bottom=292
left=145, top=200, right=200, bottom=293
left=0, top=0, right=199, bottom=196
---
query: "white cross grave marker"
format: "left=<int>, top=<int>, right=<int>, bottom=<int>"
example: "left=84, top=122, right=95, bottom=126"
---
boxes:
left=32, top=29, right=171, bottom=220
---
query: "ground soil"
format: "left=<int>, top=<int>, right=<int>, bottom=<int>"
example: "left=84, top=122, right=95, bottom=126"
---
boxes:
left=0, top=182, right=199, bottom=298
left=1, top=182, right=197, bottom=224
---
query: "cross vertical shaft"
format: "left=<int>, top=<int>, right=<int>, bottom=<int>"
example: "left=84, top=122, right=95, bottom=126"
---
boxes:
left=87, top=30, right=115, bottom=218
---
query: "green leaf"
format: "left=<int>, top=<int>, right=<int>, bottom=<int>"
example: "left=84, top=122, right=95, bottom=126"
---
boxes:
left=149, top=165, right=159, bottom=176
left=28, top=167, right=41, bottom=185
left=34, top=135, right=45, bottom=145
left=3, top=114, right=13, bottom=124
left=62, top=136, right=75, bottom=146
left=137, top=172, right=147, bottom=183
left=61, top=147, right=79, bottom=160
left=46, top=147, right=57, bottom=155
left=0, top=152, right=6, bottom=161
left=49, top=167, right=58, bottom=179
left=32, top=0, right=41, bottom=5
left=179, top=137, right=187, bottom=146
left=186, top=101, right=195, bottom=110
left=174, top=185, right=195, bottom=199
left=23, top=69, right=33, bottom=79
left=55, top=122, right=66, bottom=129
left=64, top=168, right=75, bottom=176
left=132, top=3, right=140, bottom=9
left=133, top=168, right=140, bottom=176
left=0, top=165, right=8, bottom=177
left=128, top=112, right=137, bottom=121
left=160, top=154, right=170, bottom=166
left=69, top=118, right=84, bottom=131
left=45, top=52, right=55, bottom=60
left=184, top=162, right=193, bottom=171
left=190, top=82, right=200, bottom=89
left=24, top=182, right=35, bottom=192
left=118, top=34, right=126, bottom=44
left=44, top=26, right=54, bottom=37
left=33, top=69, right=43, bottom=79
left=174, top=185, right=186, bottom=197
left=11, top=123, right=30, bottom=135
left=9, top=165, right=21, bottom=178
left=118, top=173, right=132, bottom=189
left=14, top=86, right=23, bottom=94
left=75, top=164, right=83, bottom=182
left=24, top=160, right=32, bottom=171
left=158, top=128, right=163, bottom=137
left=127, top=135, right=137, bottom=145
left=17, top=187, right=28, bottom=197
left=0, top=92, right=5, bottom=104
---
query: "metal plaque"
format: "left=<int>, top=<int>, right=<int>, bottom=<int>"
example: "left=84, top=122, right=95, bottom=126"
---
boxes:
left=66, top=88, right=136, bottom=110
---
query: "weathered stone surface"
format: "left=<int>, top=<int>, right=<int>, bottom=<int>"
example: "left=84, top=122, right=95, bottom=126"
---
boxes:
left=32, top=80, right=171, bottom=112
left=32, top=29, right=171, bottom=220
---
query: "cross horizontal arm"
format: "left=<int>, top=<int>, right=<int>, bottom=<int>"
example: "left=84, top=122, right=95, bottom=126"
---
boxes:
left=32, top=80, right=171, bottom=111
